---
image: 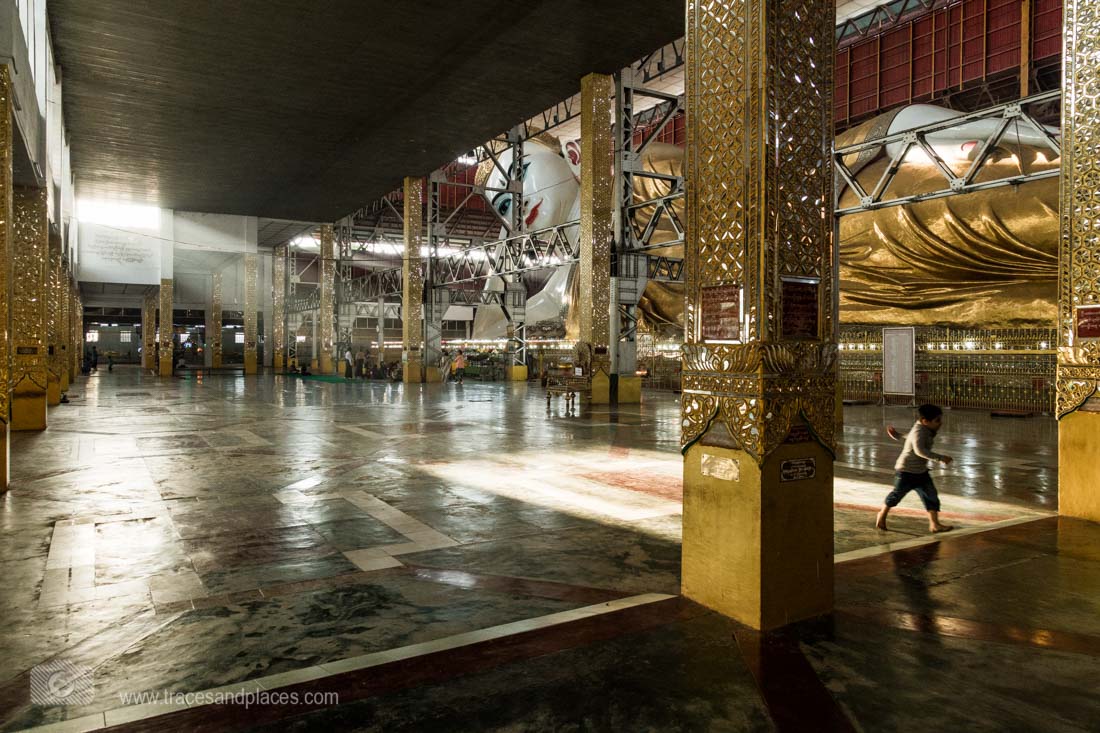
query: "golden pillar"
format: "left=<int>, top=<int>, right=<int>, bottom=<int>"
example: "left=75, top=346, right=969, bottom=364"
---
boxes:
left=45, top=234, right=61, bottom=405
left=158, top=279, right=173, bottom=377
left=12, top=186, right=49, bottom=431
left=58, top=260, right=70, bottom=392
left=0, top=67, right=12, bottom=488
left=680, top=0, right=836, bottom=630
left=243, top=253, right=258, bottom=374
left=1056, top=0, right=1100, bottom=520
left=73, top=286, right=82, bottom=379
left=141, top=290, right=156, bottom=371
left=210, top=271, right=223, bottom=368
left=401, top=177, right=424, bottom=383
left=319, top=224, right=335, bottom=375
left=272, top=246, right=286, bottom=371
left=578, top=73, right=614, bottom=403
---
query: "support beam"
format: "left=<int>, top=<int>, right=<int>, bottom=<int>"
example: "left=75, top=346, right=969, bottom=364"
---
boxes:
left=401, top=176, right=424, bottom=383
left=319, top=224, right=335, bottom=375
left=243, top=253, right=258, bottom=374
left=0, top=67, right=11, bottom=489
left=578, top=72, right=614, bottom=403
left=46, top=234, right=61, bottom=405
left=158, top=279, right=173, bottom=377
left=12, top=186, right=49, bottom=431
left=142, top=291, right=156, bottom=371
left=1056, top=0, right=1100, bottom=520
left=272, top=245, right=286, bottom=371
left=680, top=0, right=837, bottom=630
left=209, top=272, right=222, bottom=368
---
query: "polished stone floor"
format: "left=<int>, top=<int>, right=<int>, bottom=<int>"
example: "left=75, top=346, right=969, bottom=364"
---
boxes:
left=0, top=367, right=1084, bottom=732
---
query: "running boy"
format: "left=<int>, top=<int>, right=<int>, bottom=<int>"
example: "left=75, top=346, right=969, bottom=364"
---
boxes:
left=875, top=403, right=954, bottom=534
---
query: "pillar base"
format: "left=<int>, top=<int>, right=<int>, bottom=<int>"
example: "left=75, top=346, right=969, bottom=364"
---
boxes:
left=505, top=365, right=528, bottom=382
left=60, top=368, right=69, bottom=393
left=425, top=366, right=444, bottom=383
left=159, top=361, right=172, bottom=377
left=47, top=373, right=61, bottom=406
left=682, top=439, right=833, bottom=630
left=274, top=354, right=285, bottom=372
left=12, top=386, right=47, bottom=431
left=403, top=362, right=423, bottom=383
left=244, top=355, right=257, bottom=375
left=591, top=369, right=611, bottom=404
left=616, top=375, right=641, bottom=403
left=311, top=358, right=319, bottom=372
left=1059, top=409, right=1100, bottom=521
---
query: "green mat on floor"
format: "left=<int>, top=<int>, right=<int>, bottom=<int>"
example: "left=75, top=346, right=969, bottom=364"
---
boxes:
left=285, top=373, right=349, bottom=383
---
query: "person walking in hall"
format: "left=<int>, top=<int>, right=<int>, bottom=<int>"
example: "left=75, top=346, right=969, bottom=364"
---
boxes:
left=91, top=345, right=99, bottom=372
left=452, top=349, right=467, bottom=385
left=355, top=347, right=365, bottom=379
left=876, top=403, right=955, bottom=534
left=344, top=347, right=354, bottom=379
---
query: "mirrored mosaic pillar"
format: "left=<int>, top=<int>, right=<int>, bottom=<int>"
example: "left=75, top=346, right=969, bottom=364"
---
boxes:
left=1057, top=0, right=1100, bottom=520
left=12, top=186, right=49, bottom=431
left=46, top=233, right=61, bottom=405
left=0, top=67, right=12, bottom=488
left=209, top=272, right=223, bottom=368
left=401, top=177, right=424, bottom=384
left=244, top=254, right=258, bottom=374
left=681, top=0, right=837, bottom=630
left=578, top=72, right=614, bottom=403
left=142, top=290, right=156, bottom=371
left=73, top=287, right=82, bottom=380
left=158, top=279, right=173, bottom=377
left=272, top=245, right=286, bottom=371
left=319, top=224, right=335, bottom=375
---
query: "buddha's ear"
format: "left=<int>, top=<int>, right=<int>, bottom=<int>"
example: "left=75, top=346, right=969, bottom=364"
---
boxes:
left=563, top=140, right=582, bottom=182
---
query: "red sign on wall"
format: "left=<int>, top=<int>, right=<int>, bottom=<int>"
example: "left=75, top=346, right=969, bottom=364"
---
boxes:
left=700, top=283, right=741, bottom=341
left=1078, top=305, right=1100, bottom=339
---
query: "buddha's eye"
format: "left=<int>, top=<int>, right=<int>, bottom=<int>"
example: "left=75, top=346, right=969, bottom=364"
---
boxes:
left=497, top=198, right=511, bottom=217
left=519, top=162, right=531, bottom=180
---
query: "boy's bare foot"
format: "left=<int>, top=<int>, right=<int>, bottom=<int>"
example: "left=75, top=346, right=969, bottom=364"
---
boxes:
left=875, top=507, right=888, bottom=531
left=930, top=524, right=954, bottom=533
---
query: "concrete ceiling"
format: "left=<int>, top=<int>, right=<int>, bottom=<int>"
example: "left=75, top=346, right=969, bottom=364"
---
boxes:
left=49, top=1, right=684, bottom=223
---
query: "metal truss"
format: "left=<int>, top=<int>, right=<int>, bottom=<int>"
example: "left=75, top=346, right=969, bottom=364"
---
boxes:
left=835, top=0, right=949, bottom=49
left=833, top=90, right=1061, bottom=217
left=341, top=265, right=410, bottom=302
left=635, top=39, right=685, bottom=84
left=435, top=221, right=579, bottom=286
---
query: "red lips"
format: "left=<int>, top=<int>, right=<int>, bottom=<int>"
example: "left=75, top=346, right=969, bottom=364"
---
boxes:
left=525, top=201, right=542, bottom=228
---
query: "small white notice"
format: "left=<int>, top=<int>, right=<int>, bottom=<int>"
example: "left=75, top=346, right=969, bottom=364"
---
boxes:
left=700, top=454, right=740, bottom=482
left=883, top=327, right=915, bottom=397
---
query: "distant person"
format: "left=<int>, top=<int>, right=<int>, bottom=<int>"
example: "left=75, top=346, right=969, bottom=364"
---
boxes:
left=344, top=348, right=354, bottom=379
left=91, top=346, right=99, bottom=372
left=355, top=348, right=366, bottom=378
left=107, top=354, right=115, bottom=372
left=876, top=403, right=955, bottom=534
left=300, top=363, right=312, bottom=376
left=452, top=350, right=467, bottom=385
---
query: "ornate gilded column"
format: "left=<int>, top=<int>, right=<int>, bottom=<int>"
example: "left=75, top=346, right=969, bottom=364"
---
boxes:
left=243, top=253, right=258, bottom=374
left=45, top=233, right=61, bottom=405
left=141, top=290, right=156, bottom=371
left=578, top=72, right=614, bottom=403
left=59, top=260, right=70, bottom=393
left=680, top=0, right=836, bottom=630
left=272, top=246, right=286, bottom=371
left=401, top=177, right=424, bottom=383
left=319, top=224, right=335, bottom=375
left=1056, top=0, right=1100, bottom=520
left=12, top=186, right=49, bottom=430
left=0, top=66, right=12, bottom=488
left=73, top=287, right=82, bottom=379
left=158, top=279, right=173, bottom=376
left=210, top=271, right=223, bottom=368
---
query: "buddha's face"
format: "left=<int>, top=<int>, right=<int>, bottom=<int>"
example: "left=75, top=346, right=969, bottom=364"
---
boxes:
left=485, top=140, right=579, bottom=232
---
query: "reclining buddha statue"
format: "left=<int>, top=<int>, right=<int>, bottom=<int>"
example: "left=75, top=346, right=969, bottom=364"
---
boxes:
left=473, top=102, right=1059, bottom=338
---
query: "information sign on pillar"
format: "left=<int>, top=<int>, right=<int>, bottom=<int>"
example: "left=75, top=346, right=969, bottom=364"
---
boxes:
left=1056, top=0, right=1100, bottom=520
left=680, top=0, right=837, bottom=630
